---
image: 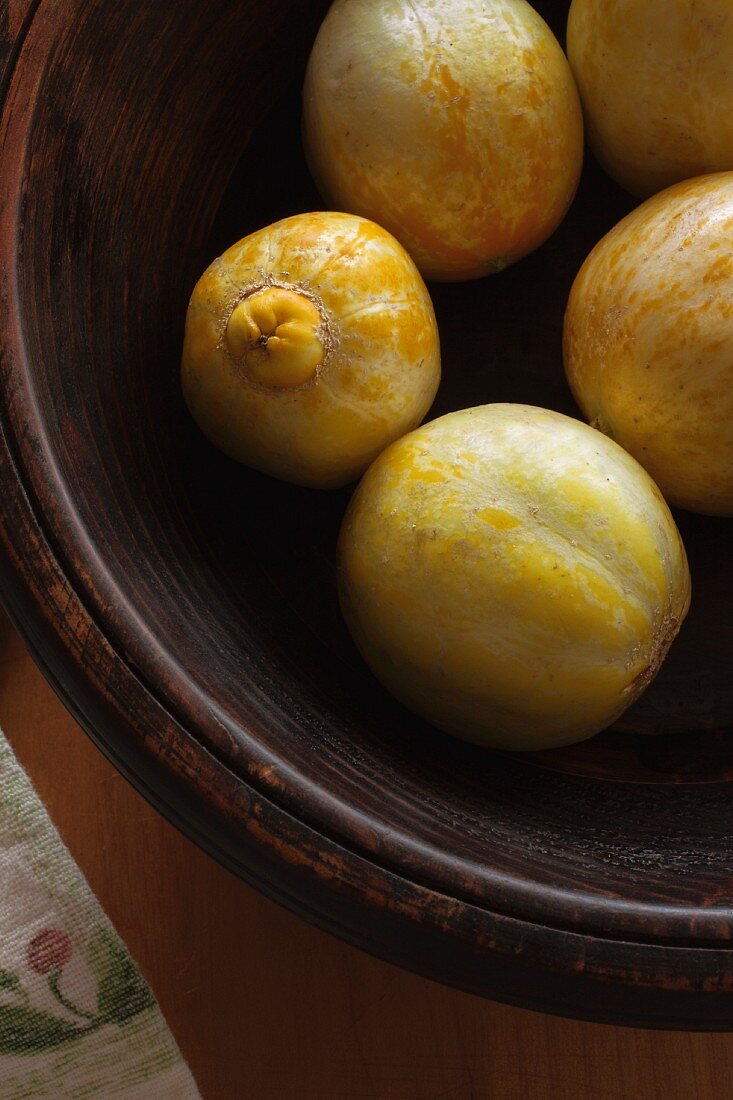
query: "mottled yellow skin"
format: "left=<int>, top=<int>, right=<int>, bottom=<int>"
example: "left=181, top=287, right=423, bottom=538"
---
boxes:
left=181, top=212, right=440, bottom=489
left=568, top=0, right=733, bottom=198
left=303, top=0, right=584, bottom=282
left=338, top=405, right=690, bottom=750
left=564, top=174, right=733, bottom=516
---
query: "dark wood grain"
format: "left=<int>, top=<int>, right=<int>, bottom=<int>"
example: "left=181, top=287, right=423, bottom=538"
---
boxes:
left=1, top=0, right=733, bottom=1030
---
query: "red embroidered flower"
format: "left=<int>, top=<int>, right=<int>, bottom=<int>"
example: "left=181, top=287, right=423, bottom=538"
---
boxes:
left=26, top=929, right=73, bottom=974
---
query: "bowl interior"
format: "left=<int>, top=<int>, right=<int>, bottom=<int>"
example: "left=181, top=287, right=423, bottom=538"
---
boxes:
left=15, top=0, right=733, bottom=946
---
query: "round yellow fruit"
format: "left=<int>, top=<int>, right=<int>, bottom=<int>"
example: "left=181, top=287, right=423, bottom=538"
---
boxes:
left=181, top=211, right=440, bottom=489
left=302, top=0, right=584, bottom=282
left=564, top=173, right=733, bottom=516
left=567, top=0, right=733, bottom=197
left=338, top=405, right=690, bottom=751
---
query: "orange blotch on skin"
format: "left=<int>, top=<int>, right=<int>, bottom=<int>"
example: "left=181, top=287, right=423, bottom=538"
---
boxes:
left=475, top=507, right=522, bottom=530
left=703, top=255, right=733, bottom=283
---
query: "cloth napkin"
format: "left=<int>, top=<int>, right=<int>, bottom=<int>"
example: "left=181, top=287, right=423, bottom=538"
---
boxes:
left=0, top=728, right=201, bottom=1099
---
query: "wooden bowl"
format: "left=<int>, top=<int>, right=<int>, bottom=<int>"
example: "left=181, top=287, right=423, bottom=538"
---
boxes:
left=2, top=0, right=733, bottom=1029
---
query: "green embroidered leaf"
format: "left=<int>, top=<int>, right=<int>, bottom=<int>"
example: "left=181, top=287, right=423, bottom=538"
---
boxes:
left=88, top=927, right=155, bottom=1026
left=0, top=1004, right=83, bottom=1054
left=0, top=969, right=25, bottom=998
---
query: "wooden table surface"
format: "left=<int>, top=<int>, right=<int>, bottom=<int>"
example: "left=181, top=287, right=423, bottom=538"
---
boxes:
left=0, top=611, right=731, bottom=1099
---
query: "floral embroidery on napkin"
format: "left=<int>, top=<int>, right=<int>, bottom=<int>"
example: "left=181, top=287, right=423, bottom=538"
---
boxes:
left=0, top=732, right=200, bottom=1098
